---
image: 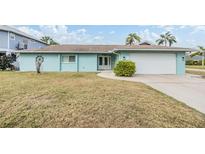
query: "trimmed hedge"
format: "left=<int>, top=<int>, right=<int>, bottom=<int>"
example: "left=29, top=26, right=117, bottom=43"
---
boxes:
left=114, top=60, right=136, bottom=77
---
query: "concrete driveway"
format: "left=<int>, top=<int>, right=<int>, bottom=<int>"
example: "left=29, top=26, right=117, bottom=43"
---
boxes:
left=98, top=72, right=205, bottom=114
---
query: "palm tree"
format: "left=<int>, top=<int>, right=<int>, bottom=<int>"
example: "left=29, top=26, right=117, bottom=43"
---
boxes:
left=126, top=33, right=141, bottom=45
left=41, top=36, right=59, bottom=45
left=156, top=34, right=167, bottom=46
left=190, top=46, right=205, bottom=67
left=168, top=35, right=177, bottom=46
left=156, top=32, right=177, bottom=46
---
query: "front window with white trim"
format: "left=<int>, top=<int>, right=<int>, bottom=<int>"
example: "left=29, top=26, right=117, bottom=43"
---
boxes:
left=62, top=55, right=76, bottom=63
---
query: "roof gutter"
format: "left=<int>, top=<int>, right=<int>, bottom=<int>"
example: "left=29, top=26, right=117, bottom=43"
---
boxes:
left=16, top=47, right=193, bottom=54
left=16, top=50, right=112, bottom=54
left=112, top=48, right=192, bottom=52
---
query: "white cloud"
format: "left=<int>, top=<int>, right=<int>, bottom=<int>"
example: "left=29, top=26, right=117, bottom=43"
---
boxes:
left=93, top=36, right=104, bottom=40
left=16, top=25, right=104, bottom=44
left=138, top=29, right=159, bottom=43
left=159, top=25, right=175, bottom=32
left=109, top=31, right=115, bottom=34
left=179, top=25, right=187, bottom=29
left=76, top=28, right=87, bottom=33
left=177, top=39, right=197, bottom=48
left=17, top=26, right=44, bottom=38
left=191, top=25, right=205, bottom=34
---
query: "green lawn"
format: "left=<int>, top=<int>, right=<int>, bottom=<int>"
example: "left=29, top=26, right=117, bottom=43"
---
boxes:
left=186, top=70, right=205, bottom=76
left=186, top=65, right=205, bottom=69
left=0, top=72, right=205, bottom=128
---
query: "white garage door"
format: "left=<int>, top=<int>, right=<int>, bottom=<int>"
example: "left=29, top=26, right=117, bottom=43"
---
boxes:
left=129, top=53, right=176, bottom=74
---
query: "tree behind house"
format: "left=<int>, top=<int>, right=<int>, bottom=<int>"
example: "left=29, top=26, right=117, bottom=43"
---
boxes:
left=190, top=46, right=205, bottom=67
left=41, top=36, right=59, bottom=45
left=156, top=31, right=177, bottom=46
left=126, top=33, right=141, bottom=45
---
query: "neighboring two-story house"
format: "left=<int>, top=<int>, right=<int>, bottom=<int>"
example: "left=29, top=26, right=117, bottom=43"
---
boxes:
left=0, top=25, right=48, bottom=68
left=0, top=25, right=48, bottom=54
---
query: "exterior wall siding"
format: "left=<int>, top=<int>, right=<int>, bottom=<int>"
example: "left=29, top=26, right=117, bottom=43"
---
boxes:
left=0, top=31, right=8, bottom=49
left=19, top=54, right=36, bottom=71
left=41, top=54, right=60, bottom=71
left=111, top=54, right=117, bottom=69
left=19, top=53, right=98, bottom=72
left=9, top=33, right=47, bottom=50
left=79, top=54, right=97, bottom=72
left=19, top=51, right=185, bottom=74
left=176, top=52, right=185, bottom=75
left=19, top=53, right=60, bottom=72
left=118, top=51, right=129, bottom=60
left=0, top=30, right=47, bottom=51
left=61, top=54, right=78, bottom=72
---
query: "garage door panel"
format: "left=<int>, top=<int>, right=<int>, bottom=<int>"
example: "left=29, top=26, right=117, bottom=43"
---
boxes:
left=129, top=53, right=176, bottom=74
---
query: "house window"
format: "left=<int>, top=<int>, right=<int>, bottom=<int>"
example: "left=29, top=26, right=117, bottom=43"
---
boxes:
left=69, top=56, right=76, bottom=62
left=104, top=57, right=108, bottom=65
left=10, top=33, right=15, bottom=40
left=62, top=55, right=76, bottom=63
left=22, top=39, right=28, bottom=49
left=24, top=44, right=28, bottom=49
left=31, top=39, right=36, bottom=43
left=99, top=57, right=103, bottom=65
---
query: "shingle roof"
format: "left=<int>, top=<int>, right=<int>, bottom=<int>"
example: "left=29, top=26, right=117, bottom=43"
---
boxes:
left=19, top=44, right=191, bottom=53
left=0, top=25, right=47, bottom=45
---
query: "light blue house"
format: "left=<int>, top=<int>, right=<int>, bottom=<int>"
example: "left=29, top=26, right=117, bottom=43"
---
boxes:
left=0, top=25, right=47, bottom=54
left=18, top=44, right=190, bottom=74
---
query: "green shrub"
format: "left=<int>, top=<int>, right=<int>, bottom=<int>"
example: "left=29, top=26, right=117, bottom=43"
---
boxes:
left=114, top=60, right=136, bottom=77
left=186, top=59, right=205, bottom=65
left=186, top=60, right=193, bottom=65
left=0, top=55, right=13, bottom=70
left=186, top=60, right=205, bottom=65
left=193, top=61, right=198, bottom=65
left=198, top=60, right=205, bottom=65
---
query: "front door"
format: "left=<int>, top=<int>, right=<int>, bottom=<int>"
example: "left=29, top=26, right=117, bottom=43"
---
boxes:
left=98, top=56, right=111, bottom=70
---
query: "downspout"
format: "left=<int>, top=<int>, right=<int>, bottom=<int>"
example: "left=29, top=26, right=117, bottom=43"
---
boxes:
left=7, top=32, right=10, bottom=50
left=77, top=53, right=79, bottom=72
left=59, top=54, right=62, bottom=72
left=112, top=50, right=120, bottom=60
left=112, top=50, right=120, bottom=68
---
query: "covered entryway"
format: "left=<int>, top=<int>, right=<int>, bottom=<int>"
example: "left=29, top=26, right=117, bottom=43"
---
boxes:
left=98, top=56, right=111, bottom=70
left=129, top=53, right=176, bottom=74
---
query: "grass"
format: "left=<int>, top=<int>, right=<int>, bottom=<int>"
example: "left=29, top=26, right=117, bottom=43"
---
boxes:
left=186, top=65, right=205, bottom=69
left=186, top=70, right=205, bottom=76
left=0, top=72, right=205, bottom=128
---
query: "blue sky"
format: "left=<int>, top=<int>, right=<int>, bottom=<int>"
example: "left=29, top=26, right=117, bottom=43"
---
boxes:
left=14, top=25, right=205, bottom=48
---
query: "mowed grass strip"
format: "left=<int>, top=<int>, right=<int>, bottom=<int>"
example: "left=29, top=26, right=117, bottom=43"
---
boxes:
left=186, top=65, right=205, bottom=70
left=0, top=72, right=205, bottom=128
left=186, top=70, right=205, bottom=76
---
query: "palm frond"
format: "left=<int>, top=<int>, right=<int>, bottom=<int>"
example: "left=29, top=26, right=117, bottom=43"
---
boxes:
left=190, top=51, right=202, bottom=57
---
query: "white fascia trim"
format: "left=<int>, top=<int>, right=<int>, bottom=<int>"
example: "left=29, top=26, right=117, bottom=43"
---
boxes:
left=0, top=48, right=16, bottom=54
left=0, top=48, right=10, bottom=52
left=16, top=48, right=191, bottom=53
left=112, top=48, right=191, bottom=52
left=16, top=51, right=112, bottom=54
